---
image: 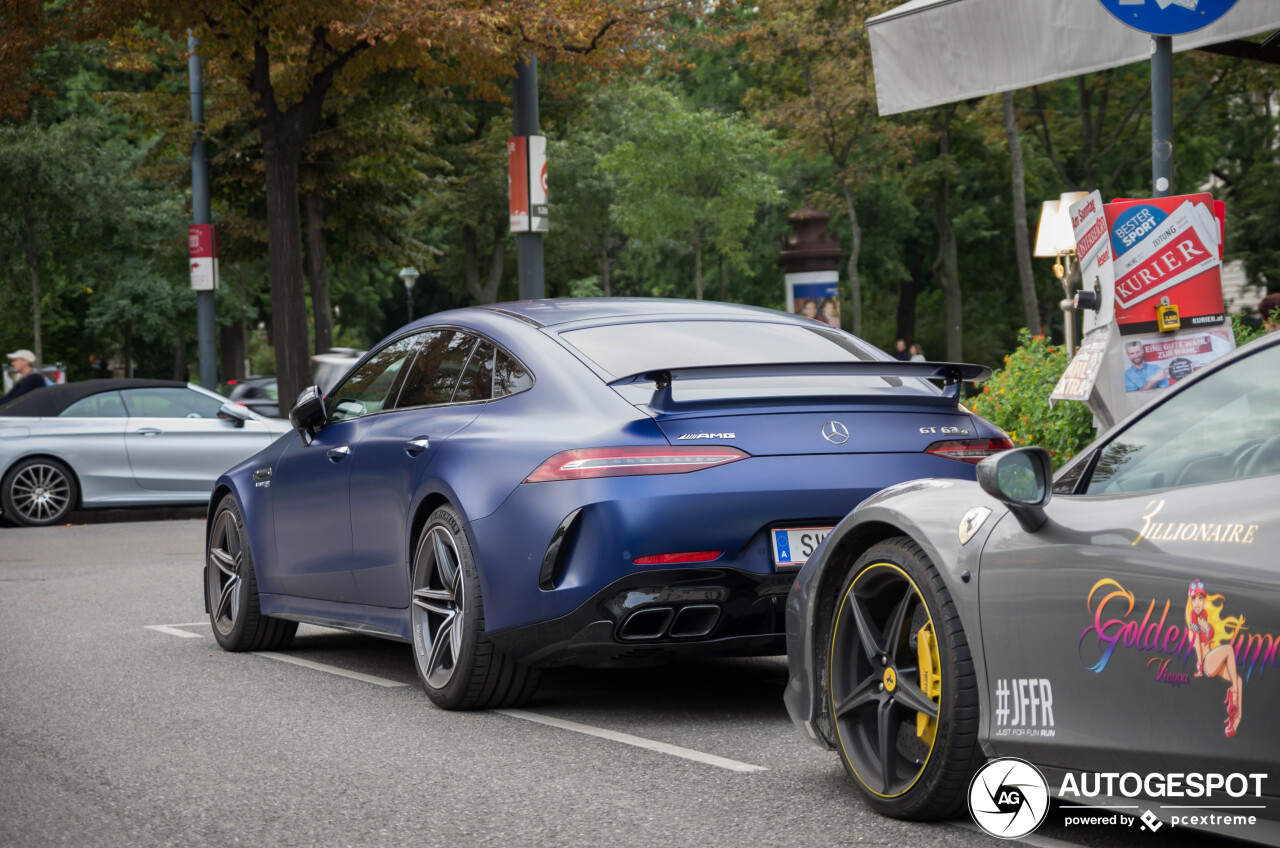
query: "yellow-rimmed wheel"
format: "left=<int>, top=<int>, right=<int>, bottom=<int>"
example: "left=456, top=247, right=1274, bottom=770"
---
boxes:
left=827, top=537, right=981, bottom=819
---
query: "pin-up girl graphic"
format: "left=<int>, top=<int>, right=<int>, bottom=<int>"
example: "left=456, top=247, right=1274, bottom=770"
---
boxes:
left=1186, top=579, right=1245, bottom=737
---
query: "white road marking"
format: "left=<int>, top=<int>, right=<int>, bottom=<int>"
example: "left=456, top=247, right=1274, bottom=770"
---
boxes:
left=253, top=651, right=409, bottom=688
left=144, top=624, right=206, bottom=639
left=495, top=708, right=768, bottom=773
left=951, top=820, right=1083, bottom=848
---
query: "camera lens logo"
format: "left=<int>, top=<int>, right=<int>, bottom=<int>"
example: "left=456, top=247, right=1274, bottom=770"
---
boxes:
left=968, top=758, right=1051, bottom=839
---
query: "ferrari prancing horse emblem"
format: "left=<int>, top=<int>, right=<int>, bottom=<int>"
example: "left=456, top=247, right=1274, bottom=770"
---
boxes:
left=958, top=507, right=992, bottom=545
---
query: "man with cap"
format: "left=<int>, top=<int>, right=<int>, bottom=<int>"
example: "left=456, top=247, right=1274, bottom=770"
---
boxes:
left=2, top=349, right=50, bottom=404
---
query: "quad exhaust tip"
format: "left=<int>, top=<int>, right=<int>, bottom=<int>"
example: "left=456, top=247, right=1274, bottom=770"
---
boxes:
left=618, top=604, right=721, bottom=641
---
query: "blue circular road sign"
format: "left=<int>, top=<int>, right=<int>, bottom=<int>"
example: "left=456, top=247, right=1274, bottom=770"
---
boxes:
left=1096, top=0, right=1239, bottom=36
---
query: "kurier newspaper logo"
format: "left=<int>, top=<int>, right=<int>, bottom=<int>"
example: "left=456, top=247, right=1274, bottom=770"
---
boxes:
left=969, top=758, right=1051, bottom=839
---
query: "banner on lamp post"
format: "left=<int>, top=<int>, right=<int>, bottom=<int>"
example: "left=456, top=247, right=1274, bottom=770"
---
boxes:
left=188, top=224, right=218, bottom=291
left=509, top=135, right=548, bottom=233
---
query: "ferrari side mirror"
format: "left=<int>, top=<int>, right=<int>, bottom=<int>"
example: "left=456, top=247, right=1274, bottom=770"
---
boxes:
left=289, top=385, right=327, bottom=444
left=977, top=446, right=1052, bottom=532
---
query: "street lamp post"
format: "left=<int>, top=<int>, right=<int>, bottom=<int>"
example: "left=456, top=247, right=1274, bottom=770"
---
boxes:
left=1033, top=192, right=1089, bottom=356
left=399, top=267, right=420, bottom=324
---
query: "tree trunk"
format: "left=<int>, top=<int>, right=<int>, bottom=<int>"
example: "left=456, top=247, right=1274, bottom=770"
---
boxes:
left=261, top=133, right=311, bottom=406
left=24, top=222, right=42, bottom=367
left=718, top=254, right=727, bottom=302
left=462, top=225, right=505, bottom=304
left=898, top=253, right=921, bottom=347
left=599, top=237, right=611, bottom=297
left=933, top=120, right=962, bottom=362
left=692, top=225, right=703, bottom=300
left=841, top=183, right=864, bottom=336
left=124, top=319, right=134, bottom=379
left=1004, top=92, right=1040, bottom=335
left=305, top=191, right=334, bottom=355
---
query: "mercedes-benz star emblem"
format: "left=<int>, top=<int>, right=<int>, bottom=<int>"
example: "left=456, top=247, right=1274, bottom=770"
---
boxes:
left=821, top=421, right=850, bottom=445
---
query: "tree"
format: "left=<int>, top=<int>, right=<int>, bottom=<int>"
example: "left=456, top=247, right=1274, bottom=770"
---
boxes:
left=746, top=0, right=913, bottom=335
left=51, top=0, right=701, bottom=402
left=601, top=84, right=779, bottom=299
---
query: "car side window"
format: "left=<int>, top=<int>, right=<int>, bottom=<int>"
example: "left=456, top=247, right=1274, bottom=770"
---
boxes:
left=493, top=349, right=533, bottom=399
left=121, top=388, right=224, bottom=419
left=395, top=331, right=477, bottom=408
left=60, top=392, right=127, bottom=418
left=452, top=341, right=494, bottom=403
left=327, top=335, right=418, bottom=422
left=1084, top=343, right=1280, bottom=495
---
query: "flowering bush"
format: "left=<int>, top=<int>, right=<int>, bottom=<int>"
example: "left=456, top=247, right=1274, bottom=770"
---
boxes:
left=968, top=330, right=1096, bottom=469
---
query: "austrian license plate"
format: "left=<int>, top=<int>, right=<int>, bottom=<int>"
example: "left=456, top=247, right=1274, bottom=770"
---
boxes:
left=771, top=526, right=834, bottom=568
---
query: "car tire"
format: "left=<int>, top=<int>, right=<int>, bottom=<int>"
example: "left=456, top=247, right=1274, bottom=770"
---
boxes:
left=410, top=505, right=541, bottom=710
left=826, top=536, right=981, bottom=819
left=206, top=494, right=297, bottom=652
left=2, top=457, right=78, bottom=526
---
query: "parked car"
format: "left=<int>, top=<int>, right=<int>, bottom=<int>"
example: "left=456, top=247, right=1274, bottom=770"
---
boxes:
left=0, top=379, right=291, bottom=526
left=204, top=298, right=1010, bottom=711
left=783, top=331, right=1280, bottom=843
left=224, top=376, right=281, bottom=419
left=311, top=348, right=364, bottom=393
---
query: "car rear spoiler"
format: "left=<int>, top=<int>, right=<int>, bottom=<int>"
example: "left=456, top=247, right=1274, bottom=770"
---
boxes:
left=607, top=361, right=993, bottom=414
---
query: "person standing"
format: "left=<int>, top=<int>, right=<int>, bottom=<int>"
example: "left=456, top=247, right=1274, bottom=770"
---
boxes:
left=909, top=343, right=926, bottom=362
left=2, top=349, right=49, bottom=404
left=893, top=339, right=911, bottom=361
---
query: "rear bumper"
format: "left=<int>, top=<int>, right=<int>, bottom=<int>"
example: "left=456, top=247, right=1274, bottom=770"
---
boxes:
left=468, top=452, right=978, bottom=640
left=487, top=566, right=792, bottom=668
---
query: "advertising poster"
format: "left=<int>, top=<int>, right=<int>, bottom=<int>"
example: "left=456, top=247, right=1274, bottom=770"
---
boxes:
left=528, top=135, right=549, bottom=233
left=1105, top=193, right=1226, bottom=335
left=508, top=136, right=528, bottom=232
left=1069, top=191, right=1115, bottom=334
left=1119, top=327, right=1234, bottom=394
left=785, top=271, right=840, bottom=327
left=1050, top=331, right=1109, bottom=404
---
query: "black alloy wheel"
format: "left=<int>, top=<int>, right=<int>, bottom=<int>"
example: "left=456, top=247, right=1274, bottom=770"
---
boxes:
left=827, top=537, right=981, bottom=819
left=206, top=494, right=296, bottom=651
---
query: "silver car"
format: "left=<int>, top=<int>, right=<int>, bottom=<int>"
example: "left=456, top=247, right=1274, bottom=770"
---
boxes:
left=0, top=379, right=291, bottom=526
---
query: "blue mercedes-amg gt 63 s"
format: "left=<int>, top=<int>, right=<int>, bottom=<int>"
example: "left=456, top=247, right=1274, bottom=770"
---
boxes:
left=204, top=298, right=1010, bottom=710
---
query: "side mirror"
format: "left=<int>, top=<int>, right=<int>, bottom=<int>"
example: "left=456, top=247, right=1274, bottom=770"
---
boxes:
left=977, top=446, right=1053, bottom=532
left=218, top=402, right=255, bottom=427
left=289, top=385, right=327, bottom=444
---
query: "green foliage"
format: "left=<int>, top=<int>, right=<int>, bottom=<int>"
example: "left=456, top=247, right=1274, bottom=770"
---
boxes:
left=1231, top=312, right=1267, bottom=348
left=968, top=330, right=1096, bottom=468
left=600, top=84, right=780, bottom=298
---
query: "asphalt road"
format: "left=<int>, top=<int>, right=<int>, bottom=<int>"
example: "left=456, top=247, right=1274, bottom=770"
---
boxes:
left=0, top=520, right=1232, bottom=848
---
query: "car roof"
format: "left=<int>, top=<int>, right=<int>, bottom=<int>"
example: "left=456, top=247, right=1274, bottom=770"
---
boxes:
left=0, top=378, right=190, bottom=417
left=474, top=298, right=815, bottom=329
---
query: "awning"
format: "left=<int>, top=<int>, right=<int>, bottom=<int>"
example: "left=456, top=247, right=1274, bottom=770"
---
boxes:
left=868, top=0, right=1280, bottom=116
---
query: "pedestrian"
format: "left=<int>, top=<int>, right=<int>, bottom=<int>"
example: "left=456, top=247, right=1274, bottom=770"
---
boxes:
left=909, top=343, right=926, bottom=362
left=1259, top=292, right=1280, bottom=334
left=2, top=349, right=50, bottom=404
left=893, top=339, right=911, bottom=361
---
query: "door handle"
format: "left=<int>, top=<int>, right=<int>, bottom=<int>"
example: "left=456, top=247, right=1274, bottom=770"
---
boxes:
left=326, top=444, right=351, bottom=461
left=136, top=428, right=162, bottom=437
left=403, top=437, right=430, bottom=457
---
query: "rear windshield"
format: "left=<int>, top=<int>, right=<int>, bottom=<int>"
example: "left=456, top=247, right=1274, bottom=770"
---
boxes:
left=560, top=320, right=937, bottom=400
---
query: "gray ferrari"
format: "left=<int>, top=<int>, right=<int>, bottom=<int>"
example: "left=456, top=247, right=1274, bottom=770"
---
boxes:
left=0, top=379, right=290, bottom=526
left=785, top=330, right=1280, bottom=843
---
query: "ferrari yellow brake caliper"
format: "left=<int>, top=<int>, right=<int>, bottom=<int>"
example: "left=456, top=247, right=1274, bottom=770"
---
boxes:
left=915, top=623, right=941, bottom=745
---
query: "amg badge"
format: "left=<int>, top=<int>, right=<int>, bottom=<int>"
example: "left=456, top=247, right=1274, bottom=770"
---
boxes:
left=677, top=432, right=735, bottom=440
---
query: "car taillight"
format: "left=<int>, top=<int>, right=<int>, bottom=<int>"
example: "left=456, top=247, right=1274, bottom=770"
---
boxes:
left=523, top=446, right=749, bottom=482
left=632, top=551, right=722, bottom=565
left=925, top=438, right=1014, bottom=464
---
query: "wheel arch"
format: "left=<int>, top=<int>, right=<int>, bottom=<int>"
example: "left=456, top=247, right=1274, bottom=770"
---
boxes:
left=2, top=452, right=84, bottom=510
